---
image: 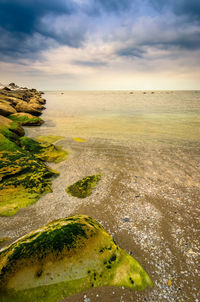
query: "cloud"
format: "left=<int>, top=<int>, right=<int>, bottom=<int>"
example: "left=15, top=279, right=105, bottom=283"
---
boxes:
left=150, top=0, right=200, bottom=21
left=0, top=0, right=200, bottom=90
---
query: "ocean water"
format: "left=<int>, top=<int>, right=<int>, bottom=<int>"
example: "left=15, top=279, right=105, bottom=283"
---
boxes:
left=27, top=90, right=200, bottom=145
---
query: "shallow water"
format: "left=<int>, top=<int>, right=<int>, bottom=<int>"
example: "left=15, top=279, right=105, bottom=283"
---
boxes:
left=27, top=90, right=200, bottom=144
left=1, top=90, right=200, bottom=302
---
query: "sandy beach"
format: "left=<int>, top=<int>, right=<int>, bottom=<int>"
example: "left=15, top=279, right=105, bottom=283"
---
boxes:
left=0, top=91, right=200, bottom=301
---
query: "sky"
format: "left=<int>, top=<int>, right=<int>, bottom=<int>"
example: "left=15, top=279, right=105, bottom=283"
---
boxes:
left=0, top=0, right=200, bottom=90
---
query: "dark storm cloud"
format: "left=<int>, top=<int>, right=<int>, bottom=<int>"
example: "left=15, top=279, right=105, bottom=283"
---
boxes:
left=150, top=0, right=200, bottom=20
left=0, top=0, right=200, bottom=64
left=0, top=0, right=81, bottom=59
left=0, top=0, right=74, bottom=34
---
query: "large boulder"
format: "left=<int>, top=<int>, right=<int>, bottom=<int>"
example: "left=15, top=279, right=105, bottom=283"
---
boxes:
left=15, top=100, right=42, bottom=116
left=0, top=215, right=153, bottom=302
left=0, top=100, right=16, bottom=116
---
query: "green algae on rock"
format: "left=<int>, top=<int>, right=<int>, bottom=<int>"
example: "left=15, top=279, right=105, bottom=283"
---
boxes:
left=72, top=137, right=87, bottom=142
left=0, top=133, right=58, bottom=216
left=0, top=215, right=153, bottom=302
left=0, top=115, right=24, bottom=140
left=9, top=113, right=44, bottom=126
left=66, top=175, right=102, bottom=198
left=20, top=136, right=68, bottom=163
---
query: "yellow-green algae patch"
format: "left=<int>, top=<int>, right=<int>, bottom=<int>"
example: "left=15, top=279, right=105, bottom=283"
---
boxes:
left=66, top=175, right=102, bottom=198
left=0, top=237, right=9, bottom=245
left=20, top=136, right=68, bottom=163
left=0, top=215, right=153, bottom=302
left=0, top=133, right=58, bottom=216
left=72, top=137, right=87, bottom=142
left=35, top=135, right=64, bottom=144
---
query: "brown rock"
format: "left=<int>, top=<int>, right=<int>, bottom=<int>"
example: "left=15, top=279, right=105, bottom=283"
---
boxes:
left=0, top=100, right=17, bottom=116
left=15, top=100, right=42, bottom=116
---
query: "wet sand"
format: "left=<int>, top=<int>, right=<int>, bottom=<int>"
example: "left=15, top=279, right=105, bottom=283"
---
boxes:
left=0, top=91, right=200, bottom=301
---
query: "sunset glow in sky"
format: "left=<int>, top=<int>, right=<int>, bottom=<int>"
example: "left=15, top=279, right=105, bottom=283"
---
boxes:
left=0, top=0, right=200, bottom=90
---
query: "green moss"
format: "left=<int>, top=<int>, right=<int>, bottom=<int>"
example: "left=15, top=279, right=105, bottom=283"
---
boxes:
left=0, top=134, right=58, bottom=216
left=0, top=238, right=9, bottom=244
left=9, top=114, right=43, bottom=126
left=72, top=137, right=87, bottom=142
left=20, top=136, right=68, bottom=163
left=0, top=215, right=153, bottom=301
left=0, top=186, right=40, bottom=216
left=66, top=174, right=102, bottom=198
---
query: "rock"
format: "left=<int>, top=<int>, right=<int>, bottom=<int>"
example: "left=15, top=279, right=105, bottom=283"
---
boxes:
left=66, top=175, right=102, bottom=198
left=0, top=215, right=153, bottom=302
left=0, top=115, right=24, bottom=138
left=0, top=133, right=58, bottom=216
left=0, top=100, right=16, bottom=116
left=29, top=98, right=45, bottom=110
left=20, top=136, right=68, bottom=163
left=9, top=113, right=44, bottom=126
left=15, top=100, right=42, bottom=116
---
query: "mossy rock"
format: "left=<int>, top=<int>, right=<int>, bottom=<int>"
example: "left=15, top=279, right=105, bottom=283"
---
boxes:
left=0, top=215, right=153, bottom=302
left=0, top=115, right=24, bottom=140
left=20, top=136, right=68, bottom=163
left=9, top=113, right=44, bottom=126
left=66, top=175, right=102, bottom=198
left=0, top=134, right=58, bottom=216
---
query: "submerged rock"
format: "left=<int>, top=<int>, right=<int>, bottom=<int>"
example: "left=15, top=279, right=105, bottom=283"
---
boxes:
left=66, top=175, right=102, bottom=198
left=0, top=133, right=58, bottom=216
left=20, top=136, right=68, bottom=163
left=9, top=113, right=44, bottom=126
left=0, top=215, right=153, bottom=302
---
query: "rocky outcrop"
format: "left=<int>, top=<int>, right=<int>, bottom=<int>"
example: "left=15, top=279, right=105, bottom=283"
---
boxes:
left=0, top=84, right=68, bottom=216
left=0, top=86, right=46, bottom=117
left=15, top=100, right=42, bottom=116
left=0, top=215, right=153, bottom=302
left=9, top=113, right=44, bottom=126
left=0, top=100, right=16, bottom=116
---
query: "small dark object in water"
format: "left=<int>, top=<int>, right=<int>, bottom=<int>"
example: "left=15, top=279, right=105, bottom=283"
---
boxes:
left=123, top=217, right=130, bottom=222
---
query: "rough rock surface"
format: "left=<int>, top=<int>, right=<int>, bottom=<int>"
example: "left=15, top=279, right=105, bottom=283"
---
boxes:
left=0, top=100, right=16, bottom=116
left=0, top=215, right=153, bottom=302
left=15, top=100, right=42, bottom=116
left=9, top=113, right=44, bottom=126
left=0, top=85, right=67, bottom=216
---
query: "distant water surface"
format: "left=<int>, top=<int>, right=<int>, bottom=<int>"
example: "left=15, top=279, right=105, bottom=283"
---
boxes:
left=27, top=90, right=200, bottom=145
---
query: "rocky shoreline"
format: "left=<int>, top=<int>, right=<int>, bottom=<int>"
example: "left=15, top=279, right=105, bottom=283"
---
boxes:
left=0, top=83, right=67, bottom=216
left=0, top=84, right=153, bottom=302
